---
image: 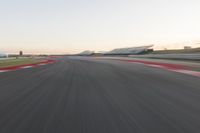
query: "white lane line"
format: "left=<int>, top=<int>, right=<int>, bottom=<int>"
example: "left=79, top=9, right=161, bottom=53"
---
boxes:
left=0, top=60, right=55, bottom=74
left=39, top=63, right=47, bottom=66
left=0, top=70, right=8, bottom=73
left=21, top=66, right=33, bottom=69
left=148, top=64, right=200, bottom=77
left=170, top=69, right=200, bottom=77
left=146, top=64, right=166, bottom=69
left=129, top=61, right=200, bottom=77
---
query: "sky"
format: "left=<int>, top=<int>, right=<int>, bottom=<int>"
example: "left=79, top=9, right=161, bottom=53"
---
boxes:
left=0, top=0, right=200, bottom=54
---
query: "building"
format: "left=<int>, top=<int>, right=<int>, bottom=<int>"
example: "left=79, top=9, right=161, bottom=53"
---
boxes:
left=19, top=51, right=23, bottom=56
left=104, top=45, right=154, bottom=55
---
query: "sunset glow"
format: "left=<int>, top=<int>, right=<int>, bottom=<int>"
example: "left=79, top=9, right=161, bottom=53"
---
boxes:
left=1, top=0, right=200, bottom=54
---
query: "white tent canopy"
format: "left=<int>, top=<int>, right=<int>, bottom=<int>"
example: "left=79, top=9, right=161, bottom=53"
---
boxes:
left=0, top=52, right=8, bottom=58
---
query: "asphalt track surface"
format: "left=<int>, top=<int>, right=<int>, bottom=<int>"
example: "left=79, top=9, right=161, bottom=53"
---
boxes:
left=0, top=56, right=200, bottom=133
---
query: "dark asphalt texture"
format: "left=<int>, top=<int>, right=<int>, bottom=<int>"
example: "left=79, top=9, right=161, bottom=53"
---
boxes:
left=0, top=57, right=200, bottom=133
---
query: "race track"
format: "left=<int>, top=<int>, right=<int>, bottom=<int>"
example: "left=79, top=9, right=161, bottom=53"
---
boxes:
left=0, top=56, right=200, bottom=133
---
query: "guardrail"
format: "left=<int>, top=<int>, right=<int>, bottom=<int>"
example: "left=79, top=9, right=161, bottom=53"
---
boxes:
left=129, top=54, right=200, bottom=60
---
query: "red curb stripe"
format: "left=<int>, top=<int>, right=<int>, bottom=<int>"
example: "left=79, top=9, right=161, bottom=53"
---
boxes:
left=0, top=60, right=56, bottom=72
left=117, top=59, right=200, bottom=77
left=117, top=59, right=188, bottom=70
left=170, top=69, right=200, bottom=77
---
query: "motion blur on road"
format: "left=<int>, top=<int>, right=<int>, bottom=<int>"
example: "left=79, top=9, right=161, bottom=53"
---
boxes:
left=0, top=56, right=200, bottom=133
left=1, top=0, right=200, bottom=132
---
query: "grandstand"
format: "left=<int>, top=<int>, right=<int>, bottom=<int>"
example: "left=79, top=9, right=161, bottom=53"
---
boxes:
left=78, top=50, right=95, bottom=56
left=104, top=45, right=153, bottom=55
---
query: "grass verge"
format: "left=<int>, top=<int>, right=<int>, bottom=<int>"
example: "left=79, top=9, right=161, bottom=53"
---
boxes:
left=0, top=58, right=42, bottom=68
